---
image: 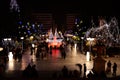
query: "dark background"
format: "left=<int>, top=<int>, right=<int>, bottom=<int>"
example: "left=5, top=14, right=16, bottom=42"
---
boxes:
left=0, top=0, right=119, bottom=37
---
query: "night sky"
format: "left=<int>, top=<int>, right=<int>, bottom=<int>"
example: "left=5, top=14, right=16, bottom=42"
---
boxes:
left=0, top=0, right=119, bottom=37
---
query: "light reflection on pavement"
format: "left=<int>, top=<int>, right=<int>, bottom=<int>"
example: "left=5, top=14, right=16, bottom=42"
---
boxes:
left=5, top=45, right=120, bottom=78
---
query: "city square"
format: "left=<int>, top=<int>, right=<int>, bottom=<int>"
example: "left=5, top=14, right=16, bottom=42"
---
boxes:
left=1, top=45, right=120, bottom=80
left=0, top=0, right=120, bottom=80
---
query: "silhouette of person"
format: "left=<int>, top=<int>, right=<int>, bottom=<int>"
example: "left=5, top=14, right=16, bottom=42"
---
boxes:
left=107, top=60, right=112, bottom=73
left=31, top=64, right=38, bottom=77
left=83, top=63, right=87, bottom=77
left=23, top=63, right=32, bottom=77
left=49, top=46, right=52, bottom=55
left=112, top=62, right=117, bottom=76
left=62, top=65, right=68, bottom=77
left=76, top=64, right=82, bottom=75
left=79, top=64, right=82, bottom=73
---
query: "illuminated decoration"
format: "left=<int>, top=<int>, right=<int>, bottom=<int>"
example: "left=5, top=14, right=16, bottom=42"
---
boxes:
left=24, top=32, right=26, bottom=34
left=10, top=0, right=20, bottom=12
left=30, top=36, right=34, bottom=40
left=85, top=17, right=120, bottom=47
left=48, top=28, right=54, bottom=39
left=22, top=25, right=24, bottom=28
left=86, top=38, right=95, bottom=61
left=27, top=22, right=30, bottom=25
left=18, top=21, right=44, bottom=38
left=47, top=28, right=64, bottom=48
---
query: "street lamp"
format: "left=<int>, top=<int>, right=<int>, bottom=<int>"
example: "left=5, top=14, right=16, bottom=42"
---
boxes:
left=3, top=38, right=11, bottom=52
left=3, top=38, right=8, bottom=47
left=81, top=37, right=84, bottom=53
left=8, top=38, right=11, bottom=41
left=20, top=37, right=24, bottom=52
left=87, top=38, right=94, bottom=52
left=86, top=37, right=94, bottom=61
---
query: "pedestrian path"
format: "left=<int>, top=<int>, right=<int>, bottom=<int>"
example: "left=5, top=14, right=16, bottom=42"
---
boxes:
left=3, top=46, right=120, bottom=79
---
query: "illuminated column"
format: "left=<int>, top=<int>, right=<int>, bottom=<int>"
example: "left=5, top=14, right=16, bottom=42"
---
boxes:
left=86, top=52, right=90, bottom=61
left=8, top=52, right=14, bottom=70
left=72, top=43, right=77, bottom=56
left=8, top=52, right=13, bottom=61
left=86, top=38, right=94, bottom=61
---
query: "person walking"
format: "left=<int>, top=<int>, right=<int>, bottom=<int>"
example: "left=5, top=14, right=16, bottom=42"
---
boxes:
left=83, top=63, right=87, bottom=77
left=106, top=60, right=112, bottom=73
left=112, top=62, right=117, bottom=76
left=61, top=65, right=69, bottom=77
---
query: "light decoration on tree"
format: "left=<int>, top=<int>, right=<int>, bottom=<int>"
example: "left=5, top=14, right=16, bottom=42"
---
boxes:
left=10, top=0, right=20, bottom=12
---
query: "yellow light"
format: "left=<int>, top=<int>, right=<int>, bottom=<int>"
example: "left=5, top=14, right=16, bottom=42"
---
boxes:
left=0, top=47, right=3, bottom=51
left=30, top=36, right=34, bottom=40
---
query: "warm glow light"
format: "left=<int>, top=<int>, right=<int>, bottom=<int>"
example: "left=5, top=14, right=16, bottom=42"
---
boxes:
left=20, top=37, right=24, bottom=40
left=72, top=43, right=77, bottom=56
left=8, top=60, right=14, bottom=70
left=32, top=44, right=35, bottom=48
left=8, top=52, right=13, bottom=61
left=81, top=37, right=84, bottom=39
left=86, top=51, right=90, bottom=61
left=52, top=49, right=60, bottom=58
left=8, top=38, right=11, bottom=41
left=30, top=36, right=34, bottom=40
left=0, top=47, right=3, bottom=51
left=7, top=52, right=14, bottom=70
left=47, top=28, right=63, bottom=48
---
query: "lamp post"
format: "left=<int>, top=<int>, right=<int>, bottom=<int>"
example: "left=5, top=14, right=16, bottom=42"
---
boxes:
left=20, top=37, right=24, bottom=52
left=4, top=38, right=11, bottom=52
left=86, top=37, right=94, bottom=61
left=81, top=37, right=84, bottom=53
left=3, top=38, right=8, bottom=47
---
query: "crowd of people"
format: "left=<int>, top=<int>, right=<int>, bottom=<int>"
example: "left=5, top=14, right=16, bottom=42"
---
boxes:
left=106, top=60, right=117, bottom=76
left=0, top=40, right=119, bottom=79
left=22, top=63, right=38, bottom=78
